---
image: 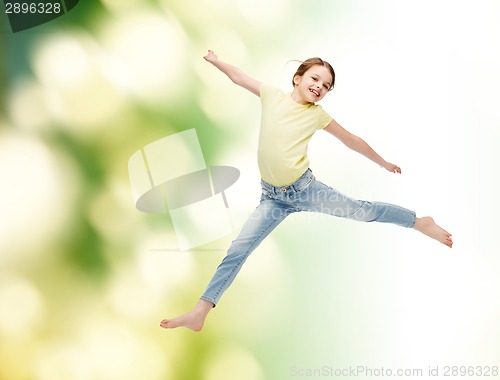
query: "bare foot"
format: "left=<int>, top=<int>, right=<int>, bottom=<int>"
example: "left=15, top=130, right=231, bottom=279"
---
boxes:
left=413, top=216, right=453, bottom=248
left=160, top=299, right=213, bottom=332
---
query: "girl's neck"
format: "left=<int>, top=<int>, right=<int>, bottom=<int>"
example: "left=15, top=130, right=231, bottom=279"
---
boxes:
left=290, top=89, right=312, bottom=105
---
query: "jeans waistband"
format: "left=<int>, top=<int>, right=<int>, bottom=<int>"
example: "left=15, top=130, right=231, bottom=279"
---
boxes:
left=261, top=168, right=314, bottom=194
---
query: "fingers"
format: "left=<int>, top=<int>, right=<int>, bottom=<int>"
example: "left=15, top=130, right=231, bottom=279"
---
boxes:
left=390, top=164, right=401, bottom=174
left=203, top=50, right=217, bottom=62
left=387, top=165, right=401, bottom=174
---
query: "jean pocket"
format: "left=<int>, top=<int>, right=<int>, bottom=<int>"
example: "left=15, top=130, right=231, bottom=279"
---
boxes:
left=261, top=188, right=273, bottom=199
left=296, top=176, right=314, bottom=192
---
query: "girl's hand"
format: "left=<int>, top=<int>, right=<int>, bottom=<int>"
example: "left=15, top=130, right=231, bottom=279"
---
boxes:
left=383, top=162, right=401, bottom=174
left=203, top=50, right=218, bottom=63
left=202, top=51, right=261, bottom=96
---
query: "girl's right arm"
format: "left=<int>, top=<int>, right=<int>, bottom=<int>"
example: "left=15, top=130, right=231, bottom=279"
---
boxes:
left=203, top=50, right=261, bottom=97
left=324, top=118, right=402, bottom=174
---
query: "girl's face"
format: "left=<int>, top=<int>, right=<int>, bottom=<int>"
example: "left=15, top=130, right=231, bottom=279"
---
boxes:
left=292, top=65, right=333, bottom=104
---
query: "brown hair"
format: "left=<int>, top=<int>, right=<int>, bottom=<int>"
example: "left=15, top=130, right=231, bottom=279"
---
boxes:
left=292, top=57, right=335, bottom=90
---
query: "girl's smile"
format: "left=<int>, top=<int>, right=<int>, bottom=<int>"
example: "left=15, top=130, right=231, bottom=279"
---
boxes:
left=309, top=88, right=320, bottom=97
left=291, top=65, right=333, bottom=105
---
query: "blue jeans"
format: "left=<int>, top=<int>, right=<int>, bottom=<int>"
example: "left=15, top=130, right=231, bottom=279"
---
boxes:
left=200, top=168, right=416, bottom=306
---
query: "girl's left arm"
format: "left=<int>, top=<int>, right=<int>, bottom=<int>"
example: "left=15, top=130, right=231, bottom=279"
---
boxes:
left=323, top=118, right=401, bottom=174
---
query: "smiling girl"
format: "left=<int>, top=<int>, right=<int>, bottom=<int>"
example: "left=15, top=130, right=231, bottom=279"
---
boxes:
left=160, top=50, right=452, bottom=332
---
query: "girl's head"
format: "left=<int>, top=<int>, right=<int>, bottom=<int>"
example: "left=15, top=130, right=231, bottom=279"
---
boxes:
left=291, top=58, right=335, bottom=104
left=292, top=58, right=335, bottom=91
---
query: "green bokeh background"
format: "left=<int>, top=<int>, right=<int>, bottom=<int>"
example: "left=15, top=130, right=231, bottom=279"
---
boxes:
left=1, top=1, right=499, bottom=379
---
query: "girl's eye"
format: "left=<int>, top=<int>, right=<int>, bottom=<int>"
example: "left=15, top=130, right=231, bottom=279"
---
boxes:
left=311, top=77, right=317, bottom=81
left=323, top=85, right=329, bottom=90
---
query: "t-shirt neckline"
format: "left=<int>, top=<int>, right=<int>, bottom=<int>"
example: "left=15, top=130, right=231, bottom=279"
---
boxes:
left=287, top=92, right=314, bottom=107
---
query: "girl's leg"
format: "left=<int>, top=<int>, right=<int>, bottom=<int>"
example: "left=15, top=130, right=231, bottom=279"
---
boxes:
left=296, top=178, right=452, bottom=246
left=160, top=195, right=296, bottom=331
left=297, top=179, right=416, bottom=226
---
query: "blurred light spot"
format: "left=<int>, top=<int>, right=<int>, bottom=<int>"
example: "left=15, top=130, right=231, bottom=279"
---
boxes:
left=0, top=276, right=45, bottom=338
left=87, top=178, right=140, bottom=243
left=192, top=29, right=248, bottom=92
left=198, top=86, right=249, bottom=130
left=238, top=238, right=284, bottom=284
left=35, top=343, right=93, bottom=380
left=203, top=343, right=264, bottom=380
left=235, top=0, right=288, bottom=28
left=158, top=0, right=235, bottom=28
left=98, top=54, right=133, bottom=93
left=107, top=266, right=158, bottom=319
left=192, top=31, right=256, bottom=129
left=99, top=0, right=143, bottom=14
left=202, top=28, right=248, bottom=64
left=7, top=78, right=52, bottom=131
left=80, top=321, right=168, bottom=380
left=0, top=132, right=77, bottom=261
left=99, top=10, right=187, bottom=105
left=137, top=235, right=195, bottom=290
left=169, top=195, right=234, bottom=250
left=33, top=34, right=89, bottom=86
left=0, top=339, right=37, bottom=379
left=208, top=149, right=260, bottom=227
left=235, top=237, right=290, bottom=336
left=31, top=31, right=127, bottom=131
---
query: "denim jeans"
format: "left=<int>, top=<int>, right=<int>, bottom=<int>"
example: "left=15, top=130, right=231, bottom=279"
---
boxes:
left=200, top=168, right=416, bottom=306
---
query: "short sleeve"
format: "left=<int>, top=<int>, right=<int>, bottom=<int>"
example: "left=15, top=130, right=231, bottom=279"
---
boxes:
left=317, top=106, right=333, bottom=130
left=259, top=83, right=282, bottom=102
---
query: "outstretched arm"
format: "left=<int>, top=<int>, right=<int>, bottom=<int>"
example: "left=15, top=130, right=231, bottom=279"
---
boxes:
left=203, top=50, right=261, bottom=96
left=324, top=118, right=402, bottom=174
